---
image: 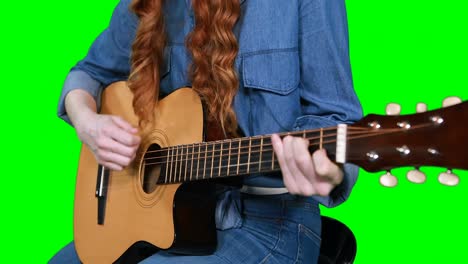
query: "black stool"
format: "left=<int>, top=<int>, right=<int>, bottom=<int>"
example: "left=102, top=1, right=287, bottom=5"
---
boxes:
left=318, top=216, right=357, bottom=264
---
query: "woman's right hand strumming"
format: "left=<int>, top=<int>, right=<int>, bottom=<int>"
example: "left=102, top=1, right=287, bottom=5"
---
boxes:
left=65, top=89, right=141, bottom=171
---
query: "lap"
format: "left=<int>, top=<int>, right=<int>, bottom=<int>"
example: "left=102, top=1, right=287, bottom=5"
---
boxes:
left=49, top=193, right=322, bottom=264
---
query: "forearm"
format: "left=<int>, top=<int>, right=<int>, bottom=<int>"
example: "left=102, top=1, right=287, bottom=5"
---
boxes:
left=64, top=89, right=99, bottom=133
left=58, top=70, right=103, bottom=125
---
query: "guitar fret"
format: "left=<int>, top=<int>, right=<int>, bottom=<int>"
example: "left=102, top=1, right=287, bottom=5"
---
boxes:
left=235, top=138, right=251, bottom=176
left=227, top=141, right=232, bottom=176
left=190, top=144, right=194, bottom=181
left=210, top=143, right=215, bottom=178
left=320, top=128, right=323, bottom=149
left=169, top=147, right=174, bottom=183
left=247, top=138, right=251, bottom=174
left=219, top=141, right=231, bottom=178
left=258, top=137, right=263, bottom=172
left=249, top=137, right=262, bottom=174
left=197, top=143, right=201, bottom=180
left=271, top=146, right=275, bottom=171
left=165, top=147, right=170, bottom=183
left=218, top=143, right=223, bottom=176
left=184, top=145, right=189, bottom=181
left=236, top=139, right=241, bottom=175
left=203, top=144, right=208, bottom=179
left=183, top=145, right=187, bottom=182
left=177, top=145, right=181, bottom=183
left=259, top=137, right=274, bottom=173
left=177, top=145, right=182, bottom=183
left=158, top=150, right=168, bottom=184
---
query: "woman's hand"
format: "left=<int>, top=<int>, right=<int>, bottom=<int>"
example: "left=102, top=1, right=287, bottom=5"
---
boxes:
left=271, top=134, right=343, bottom=196
left=65, top=89, right=141, bottom=171
left=75, top=114, right=141, bottom=171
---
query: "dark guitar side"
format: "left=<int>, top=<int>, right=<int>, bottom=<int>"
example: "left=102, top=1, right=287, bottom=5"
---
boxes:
left=171, top=182, right=218, bottom=255
left=111, top=182, right=218, bottom=263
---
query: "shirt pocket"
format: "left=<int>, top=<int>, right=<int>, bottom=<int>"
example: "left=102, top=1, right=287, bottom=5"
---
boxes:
left=241, top=49, right=301, bottom=133
left=242, top=49, right=299, bottom=95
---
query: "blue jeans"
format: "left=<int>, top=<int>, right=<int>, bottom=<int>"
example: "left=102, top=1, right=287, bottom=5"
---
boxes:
left=49, top=192, right=321, bottom=264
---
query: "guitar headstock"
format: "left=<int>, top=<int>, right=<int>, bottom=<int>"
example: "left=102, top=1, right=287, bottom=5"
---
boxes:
left=347, top=97, right=468, bottom=187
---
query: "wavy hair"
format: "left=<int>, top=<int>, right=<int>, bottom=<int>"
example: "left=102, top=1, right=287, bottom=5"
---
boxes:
left=129, top=0, right=240, bottom=137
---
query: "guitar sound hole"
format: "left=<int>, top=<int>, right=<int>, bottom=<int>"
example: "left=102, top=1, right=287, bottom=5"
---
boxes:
left=142, top=144, right=162, bottom=194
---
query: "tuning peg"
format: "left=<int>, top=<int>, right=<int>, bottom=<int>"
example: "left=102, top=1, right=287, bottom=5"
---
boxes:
left=416, top=103, right=427, bottom=113
left=386, top=103, right=401, bottom=116
left=407, top=168, right=426, bottom=184
left=380, top=171, right=398, bottom=187
left=438, top=170, right=460, bottom=186
left=442, top=96, right=462, bottom=107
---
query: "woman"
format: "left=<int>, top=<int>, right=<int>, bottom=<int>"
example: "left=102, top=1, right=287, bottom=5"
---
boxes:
left=51, top=0, right=362, bottom=263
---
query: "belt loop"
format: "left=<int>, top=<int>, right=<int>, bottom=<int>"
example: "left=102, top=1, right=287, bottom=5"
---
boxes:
left=240, top=185, right=289, bottom=195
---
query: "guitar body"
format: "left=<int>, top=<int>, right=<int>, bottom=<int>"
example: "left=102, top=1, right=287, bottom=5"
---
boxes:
left=74, top=82, right=216, bottom=263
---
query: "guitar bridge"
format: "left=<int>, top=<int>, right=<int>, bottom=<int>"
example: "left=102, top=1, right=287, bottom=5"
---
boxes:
left=95, top=165, right=109, bottom=225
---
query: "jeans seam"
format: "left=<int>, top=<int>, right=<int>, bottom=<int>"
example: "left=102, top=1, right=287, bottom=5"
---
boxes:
left=258, top=252, right=272, bottom=264
left=294, top=224, right=322, bottom=264
left=294, top=224, right=301, bottom=264
left=261, top=200, right=298, bottom=263
left=257, top=199, right=286, bottom=264
left=299, top=224, right=321, bottom=245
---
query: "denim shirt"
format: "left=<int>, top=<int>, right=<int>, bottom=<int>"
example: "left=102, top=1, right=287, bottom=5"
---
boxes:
left=58, top=0, right=363, bottom=207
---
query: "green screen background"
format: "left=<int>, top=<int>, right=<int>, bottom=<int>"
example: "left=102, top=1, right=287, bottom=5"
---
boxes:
left=1, top=0, right=466, bottom=263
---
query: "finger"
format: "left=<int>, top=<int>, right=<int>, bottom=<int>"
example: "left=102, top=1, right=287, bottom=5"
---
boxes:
left=283, top=136, right=307, bottom=194
left=312, top=149, right=343, bottom=186
left=271, top=134, right=298, bottom=194
left=291, top=137, right=314, bottom=179
left=99, top=161, right=123, bottom=171
left=105, top=125, right=141, bottom=147
left=96, top=136, right=138, bottom=158
left=282, top=136, right=303, bottom=180
left=289, top=137, right=316, bottom=196
left=97, top=149, right=133, bottom=168
left=112, top=116, right=139, bottom=134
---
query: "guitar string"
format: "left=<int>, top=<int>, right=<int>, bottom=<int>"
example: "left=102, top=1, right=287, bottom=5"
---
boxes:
left=142, top=126, right=412, bottom=165
left=136, top=129, right=366, bottom=184
left=142, top=128, right=380, bottom=162
left=144, top=133, right=379, bottom=184
left=142, top=126, right=368, bottom=157
left=143, top=128, right=422, bottom=184
left=155, top=123, right=436, bottom=183
left=109, top=123, right=434, bottom=185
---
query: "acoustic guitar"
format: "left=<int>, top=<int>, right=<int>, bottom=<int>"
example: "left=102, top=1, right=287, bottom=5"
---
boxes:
left=73, top=81, right=468, bottom=263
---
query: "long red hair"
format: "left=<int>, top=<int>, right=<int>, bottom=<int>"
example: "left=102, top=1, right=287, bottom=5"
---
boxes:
left=128, top=0, right=240, bottom=136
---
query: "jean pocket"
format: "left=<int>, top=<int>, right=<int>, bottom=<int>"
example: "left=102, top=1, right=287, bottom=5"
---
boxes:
left=296, top=224, right=321, bottom=264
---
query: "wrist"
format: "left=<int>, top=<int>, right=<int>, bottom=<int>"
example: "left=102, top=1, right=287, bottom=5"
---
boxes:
left=64, top=89, right=99, bottom=137
left=74, top=109, right=98, bottom=136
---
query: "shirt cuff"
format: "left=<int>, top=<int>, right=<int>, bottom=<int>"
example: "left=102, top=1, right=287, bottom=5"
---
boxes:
left=312, top=163, right=359, bottom=208
left=57, top=70, right=103, bottom=126
left=292, top=114, right=359, bottom=208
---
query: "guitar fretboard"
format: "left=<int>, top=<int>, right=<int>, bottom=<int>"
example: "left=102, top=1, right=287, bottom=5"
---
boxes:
left=143, top=128, right=339, bottom=184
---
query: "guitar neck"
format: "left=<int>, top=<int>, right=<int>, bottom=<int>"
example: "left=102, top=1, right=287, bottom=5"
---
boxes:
left=147, top=99, right=468, bottom=185
left=148, top=127, right=342, bottom=184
